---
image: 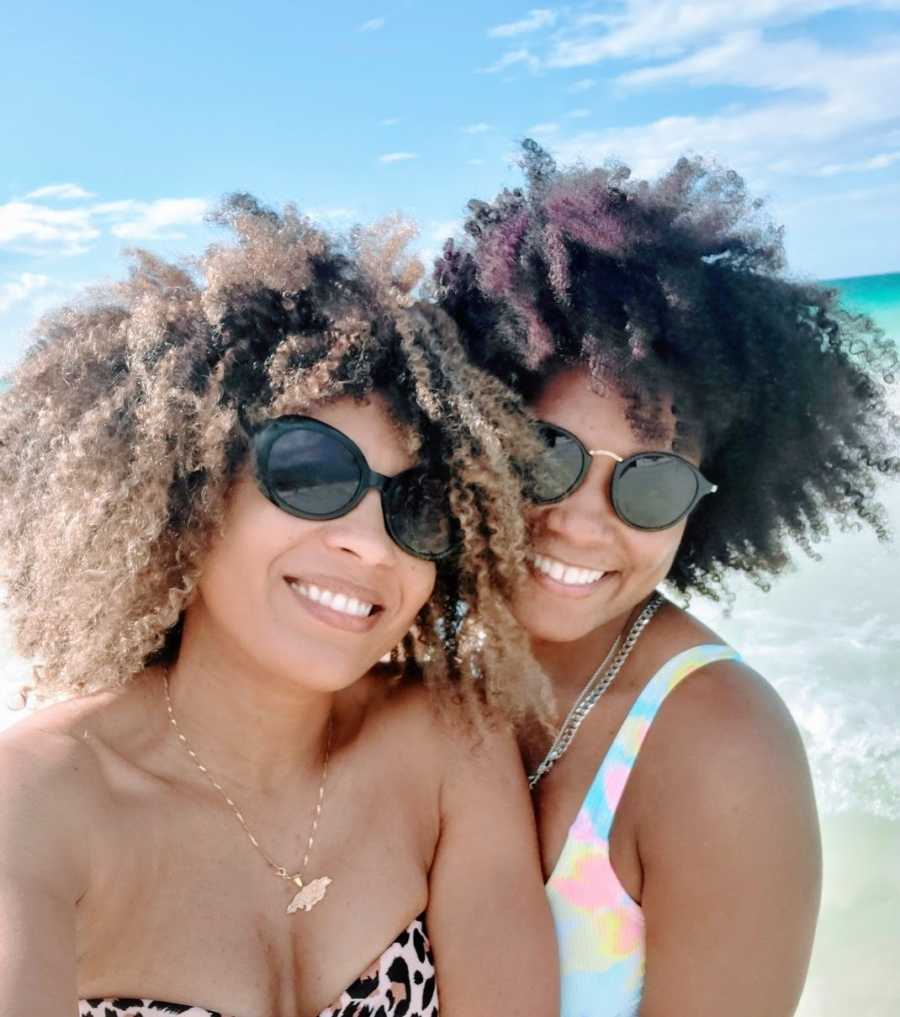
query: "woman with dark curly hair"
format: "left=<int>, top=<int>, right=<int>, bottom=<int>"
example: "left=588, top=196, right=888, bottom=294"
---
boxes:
left=435, top=141, right=900, bottom=1017
left=0, top=197, right=558, bottom=1016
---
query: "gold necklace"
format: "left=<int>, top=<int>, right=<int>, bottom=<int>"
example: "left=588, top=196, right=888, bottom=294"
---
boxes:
left=163, top=671, right=334, bottom=914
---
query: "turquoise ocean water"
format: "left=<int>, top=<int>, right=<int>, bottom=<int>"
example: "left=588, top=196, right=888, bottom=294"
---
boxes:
left=1, top=273, right=898, bottom=1015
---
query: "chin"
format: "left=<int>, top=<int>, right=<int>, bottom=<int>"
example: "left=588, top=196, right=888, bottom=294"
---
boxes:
left=262, top=640, right=380, bottom=694
left=301, top=657, right=381, bottom=693
left=513, top=598, right=602, bottom=645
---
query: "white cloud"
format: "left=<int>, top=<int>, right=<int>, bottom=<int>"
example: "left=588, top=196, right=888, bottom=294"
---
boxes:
left=0, top=201, right=100, bottom=256
left=550, top=38, right=900, bottom=180
left=359, top=17, right=386, bottom=32
left=378, top=152, right=419, bottom=164
left=565, top=108, right=591, bottom=119
left=616, top=29, right=839, bottom=92
left=379, top=117, right=401, bottom=126
left=782, top=178, right=900, bottom=212
left=429, top=219, right=462, bottom=243
left=90, top=200, right=142, bottom=217
left=107, top=198, right=209, bottom=240
left=479, top=48, right=541, bottom=74
left=488, top=8, right=556, bottom=38
left=527, top=121, right=560, bottom=136
left=24, top=183, right=95, bottom=201
left=0, top=273, right=50, bottom=314
left=0, top=194, right=209, bottom=255
left=546, top=1, right=893, bottom=67
left=483, top=1, right=900, bottom=275
left=534, top=16, right=900, bottom=182
left=462, top=122, right=494, bottom=134
left=817, top=151, right=900, bottom=176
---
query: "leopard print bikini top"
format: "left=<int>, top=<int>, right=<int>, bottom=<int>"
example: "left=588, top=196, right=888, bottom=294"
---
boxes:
left=78, top=914, right=437, bottom=1017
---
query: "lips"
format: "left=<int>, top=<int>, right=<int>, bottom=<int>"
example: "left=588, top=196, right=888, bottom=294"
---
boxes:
left=283, top=572, right=387, bottom=630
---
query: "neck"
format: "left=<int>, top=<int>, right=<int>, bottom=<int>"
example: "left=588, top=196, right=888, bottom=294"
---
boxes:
left=530, top=601, right=646, bottom=716
left=162, top=611, right=338, bottom=794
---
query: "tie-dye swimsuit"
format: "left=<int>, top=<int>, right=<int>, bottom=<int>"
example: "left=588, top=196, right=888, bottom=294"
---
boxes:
left=546, top=644, right=741, bottom=1017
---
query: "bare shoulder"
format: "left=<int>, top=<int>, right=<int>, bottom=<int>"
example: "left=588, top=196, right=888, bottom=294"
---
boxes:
left=355, top=673, right=523, bottom=793
left=633, top=650, right=818, bottom=862
left=649, top=655, right=807, bottom=779
left=627, top=612, right=822, bottom=1013
left=644, top=601, right=809, bottom=782
left=0, top=697, right=111, bottom=797
left=0, top=700, right=114, bottom=899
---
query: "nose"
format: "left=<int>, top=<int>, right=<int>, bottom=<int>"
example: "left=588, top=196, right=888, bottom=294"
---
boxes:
left=321, top=489, right=397, bottom=565
left=537, top=460, right=618, bottom=545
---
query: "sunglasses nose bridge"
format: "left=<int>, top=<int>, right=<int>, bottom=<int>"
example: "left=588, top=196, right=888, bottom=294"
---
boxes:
left=364, top=468, right=391, bottom=497
left=587, top=448, right=625, bottom=464
left=540, top=462, right=621, bottom=540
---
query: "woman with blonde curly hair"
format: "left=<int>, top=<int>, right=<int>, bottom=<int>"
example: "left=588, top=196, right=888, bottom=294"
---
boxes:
left=0, top=195, right=557, bottom=1017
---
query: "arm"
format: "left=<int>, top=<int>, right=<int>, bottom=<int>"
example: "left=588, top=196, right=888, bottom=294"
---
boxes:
left=0, top=726, right=93, bottom=1016
left=635, top=662, right=821, bottom=1017
left=427, top=719, right=559, bottom=1017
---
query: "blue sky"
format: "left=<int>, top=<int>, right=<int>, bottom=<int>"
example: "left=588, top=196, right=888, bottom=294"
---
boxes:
left=2, top=0, right=900, bottom=367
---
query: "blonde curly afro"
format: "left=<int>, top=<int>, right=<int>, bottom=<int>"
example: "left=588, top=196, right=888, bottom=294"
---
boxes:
left=0, top=194, right=549, bottom=725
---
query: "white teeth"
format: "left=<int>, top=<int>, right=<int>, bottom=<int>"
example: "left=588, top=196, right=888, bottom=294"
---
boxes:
left=533, top=554, right=604, bottom=587
left=291, top=582, right=374, bottom=618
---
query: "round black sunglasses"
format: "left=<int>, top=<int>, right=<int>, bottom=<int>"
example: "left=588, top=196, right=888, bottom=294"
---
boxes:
left=251, top=416, right=457, bottom=561
left=525, top=421, right=718, bottom=531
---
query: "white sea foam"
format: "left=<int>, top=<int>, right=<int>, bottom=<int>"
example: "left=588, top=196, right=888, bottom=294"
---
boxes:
left=691, top=479, right=900, bottom=823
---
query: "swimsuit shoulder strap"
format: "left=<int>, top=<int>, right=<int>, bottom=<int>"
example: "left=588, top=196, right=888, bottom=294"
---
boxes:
left=581, top=643, right=743, bottom=841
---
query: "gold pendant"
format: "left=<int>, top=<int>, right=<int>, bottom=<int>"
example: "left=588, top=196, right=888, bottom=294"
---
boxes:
left=286, top=875, right=332, bottom=914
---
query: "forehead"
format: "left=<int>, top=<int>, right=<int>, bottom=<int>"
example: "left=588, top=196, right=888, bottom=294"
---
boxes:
left=530, top=366, right=677, bottom=454
left=299, top=393, right=417, bottom=476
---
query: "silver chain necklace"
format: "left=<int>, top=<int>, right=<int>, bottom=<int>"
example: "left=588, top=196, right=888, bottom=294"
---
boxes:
left=528, top=593, right=665, bottom=789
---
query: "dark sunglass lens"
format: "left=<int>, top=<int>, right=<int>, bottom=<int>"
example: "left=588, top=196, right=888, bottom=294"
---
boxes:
left=526, top=427, right=585, bottom=503
left=387, top=470, right=455, bottom=558
left=267, top=428, right=360, bottom=516
left=614, top=454, right=699, bottom=529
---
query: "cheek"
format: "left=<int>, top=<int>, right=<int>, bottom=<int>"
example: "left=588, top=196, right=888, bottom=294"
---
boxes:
left=399, top=561, right=437, bottom=621
left=624, top=524, right=686, bottom=575
left=198, top=491, right=308, bottom=607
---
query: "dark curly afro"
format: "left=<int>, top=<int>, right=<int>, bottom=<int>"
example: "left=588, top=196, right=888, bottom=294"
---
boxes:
left=434, top=140, right=900, bottom=598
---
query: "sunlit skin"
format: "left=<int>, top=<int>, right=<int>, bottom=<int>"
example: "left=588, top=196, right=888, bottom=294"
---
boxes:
left=517, top=366, right=821, bottom=1017
left=174, top=393, right=438, bottom=777
left=0, top=394, right=557, bottom=1017
left=519, top=366, right=689, bottom=698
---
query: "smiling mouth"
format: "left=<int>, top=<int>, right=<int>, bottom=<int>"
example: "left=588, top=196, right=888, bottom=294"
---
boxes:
left=532, top=553, right=607, bottom=588
left=287, top=580, right=383, bottom=619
